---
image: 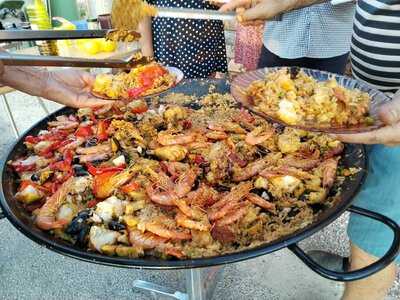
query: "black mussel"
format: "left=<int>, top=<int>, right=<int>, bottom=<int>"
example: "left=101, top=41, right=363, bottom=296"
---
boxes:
left=300, top=137, right=308, bottom=143
left=77, top=209, right=92, bottom=219
left=108, top=220, right=126, bottom=231
left=73, top=164, right=89, bottom=177
left=76, top=224, right=91, bottom=247
left=66, top=211, right=91, bottom=234
left=30, top=173, right=40, bottom=182
left=81, top=115, right=89, bottom=122
left=289, top=67, right=300, bottom=79
left=193, top=178, right=200, bottom=190
left=310, top=203, right=326, bottom=214
left=85, top=137, right=98, bottom=148
left=126, top=114, right=137, bottom=122
left=215, top=185, right=231, bottom=192
left=287, top=208, right=300, bottom=218
left=256, top=147, right=269, bottom=156
left=65, top=218, right=86, bottom=235
left=155, top=123, right=167, bottom=131
left=186, top=102, right=201, bottom=110
left=72, top=156, right=80, bottom=164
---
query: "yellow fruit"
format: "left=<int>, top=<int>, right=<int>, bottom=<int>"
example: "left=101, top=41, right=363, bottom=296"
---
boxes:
left=79, top=40, right=101, bottom=55
left=100, top=39, right=117, bottom=52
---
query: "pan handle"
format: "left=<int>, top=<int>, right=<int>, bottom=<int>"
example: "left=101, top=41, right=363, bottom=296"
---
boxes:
left=288, top=205, right=400, bottom=282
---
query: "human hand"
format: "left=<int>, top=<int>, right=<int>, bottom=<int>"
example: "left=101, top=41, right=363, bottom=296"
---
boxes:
left=43, top=69, right=114, bottom=108
left=220, top=0, right=288, bottom=22
left=332, top=91, right=400, bottom=146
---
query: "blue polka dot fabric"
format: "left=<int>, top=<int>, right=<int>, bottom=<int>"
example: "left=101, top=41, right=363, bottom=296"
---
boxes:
left=148, top=0, right=228, bottom=78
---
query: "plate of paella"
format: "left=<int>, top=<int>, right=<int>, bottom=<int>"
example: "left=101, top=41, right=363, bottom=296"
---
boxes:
left=92, top=62, right=184, bottom=100
left=231, top=67, right=392, bottom=133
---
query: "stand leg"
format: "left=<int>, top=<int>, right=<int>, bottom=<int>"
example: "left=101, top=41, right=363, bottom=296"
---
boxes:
left=132, top=266, right=224, bottom=300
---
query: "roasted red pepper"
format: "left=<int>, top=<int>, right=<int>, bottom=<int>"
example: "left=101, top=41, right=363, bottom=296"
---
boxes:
left=75, top=126, right=93, bottom=138
left=127, top=87, right=146, bottom=99
left=121, top=181, right=140, bottom=193
left=130, top=99, right=148, bottom=113
left=12, top=162, right=36, bottom=172
left=87, top=199, right=99, bottom=208
left=19, top=180, right=49, bottom=193
left=87, top=163, right=125, bottom=176
left=97, top=120, right=110, bottom=141
left=49, top=150, right=73, bottom=172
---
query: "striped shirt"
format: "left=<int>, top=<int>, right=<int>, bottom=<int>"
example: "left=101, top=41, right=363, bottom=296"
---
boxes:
left=351, top=0, right=400, bottom=93
left=263, top=2, right=356, bottom=59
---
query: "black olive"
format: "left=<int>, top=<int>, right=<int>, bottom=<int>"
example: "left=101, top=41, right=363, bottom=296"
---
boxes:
left=30, top=174, right=40, bottom=181
left=186, top=102, right=202, bottom=110
left=73, top=164, right=89, bottom=177
left=72, top=156, right=80, bottom=164
left=250, top=188, right=265, bottom=196
left=108, top=220, right=126, bottom=231
left=215, top=185, right=231, bottom=192
left=300, top=137, right=308, bottom=143
left=76, top=224, right=90, bottom=247
left=85, top=137, right=98, bottom=148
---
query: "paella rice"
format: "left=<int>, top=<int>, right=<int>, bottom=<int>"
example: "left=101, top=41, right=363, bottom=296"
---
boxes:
left=247, top=68, right=373, bottom=127
left=9, top=92, right=356, bottom=259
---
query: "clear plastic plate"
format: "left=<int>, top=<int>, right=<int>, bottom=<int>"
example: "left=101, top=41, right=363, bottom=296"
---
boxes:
left=231, top=67, right=392, bottom=133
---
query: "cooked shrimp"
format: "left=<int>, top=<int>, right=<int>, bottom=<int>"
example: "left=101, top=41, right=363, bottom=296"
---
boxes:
left=232, top=157, right=269, bottom=182
left=76, top=144, right=111, bottom=155
left=129, top=230, right=185, bottom=258
left=245, top=126, right=274, bottom=146
left=79, top=152, right=111, bottom=163
left=207, top=122, right=225, bottom=132
left=48, top=120, right=79, bottom=130
left=35, top=177, right=75, bottom=230
left=215, top=202, right=249, bottom=227
left=145, top=222, right=191, bottom=240
left=175, top=168, right=198, bottom=198
left=175, top=212, right=211, bottom=231
left=157, top=131, right=196, bottom=146
left=145, top=167, right=174, bottom=191
left=321, top=158, right=339, bottom=188
left=323, top=143, right=344, bottom=159
left=206, top=131, right=228, bottom=140
left=59, top=138, right=85, bottom=152
left=146, top=185, right=176, bottom=206
left=260, top=166, right=315, bottom=180
left=129, top=229, right=168, bottom=249
left=210, top=181, right=253, bottom=211
left=246, top=193, right=276, bottom=212
left=281, top=156, right=320, bottom=171
left=173, top=198, right=205, bottom=220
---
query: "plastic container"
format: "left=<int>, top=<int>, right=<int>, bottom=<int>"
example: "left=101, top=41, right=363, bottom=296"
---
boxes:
left=25, top=0, right=58, bottom=56
left=49, top=0, right=79, bottom=21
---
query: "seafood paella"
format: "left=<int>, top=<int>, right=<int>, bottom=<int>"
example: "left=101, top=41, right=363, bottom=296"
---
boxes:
left=246, top=68, right=373, bottom=127
left=92, top=63, right=176, bottom=100
left=9, top=92, right=357, bottom=259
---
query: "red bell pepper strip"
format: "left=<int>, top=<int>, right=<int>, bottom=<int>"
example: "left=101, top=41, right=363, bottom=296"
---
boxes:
left=49, top=150, right=73, bottom=172
left=87, top=199, right=100, bottom=208
left=75, top=126, right=93, bottom=138
left=12, top=162, right=36, bottom=172
left=97, top=120, right=110, bottom=141
left=87, top=163, right=125, bottom=176
left=121, top=181, right=140, bottom=193
left=127, top=87, right=146, bottom=99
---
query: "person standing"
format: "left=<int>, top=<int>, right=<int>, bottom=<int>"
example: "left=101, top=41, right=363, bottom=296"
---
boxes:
left=221, top=1, right=356, bottom=75
left=138, top=0, right=228, bottom=78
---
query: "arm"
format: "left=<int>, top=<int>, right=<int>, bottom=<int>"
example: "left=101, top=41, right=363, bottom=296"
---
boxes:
left=0, top=62, right=113, bottom=108
left=221, top=0, right=327, bottom=21
left=138, top=16, right=154, bottom=57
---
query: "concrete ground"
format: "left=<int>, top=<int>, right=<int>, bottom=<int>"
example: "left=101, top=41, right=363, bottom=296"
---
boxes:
left=0, top=91, right=398, bottom=300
